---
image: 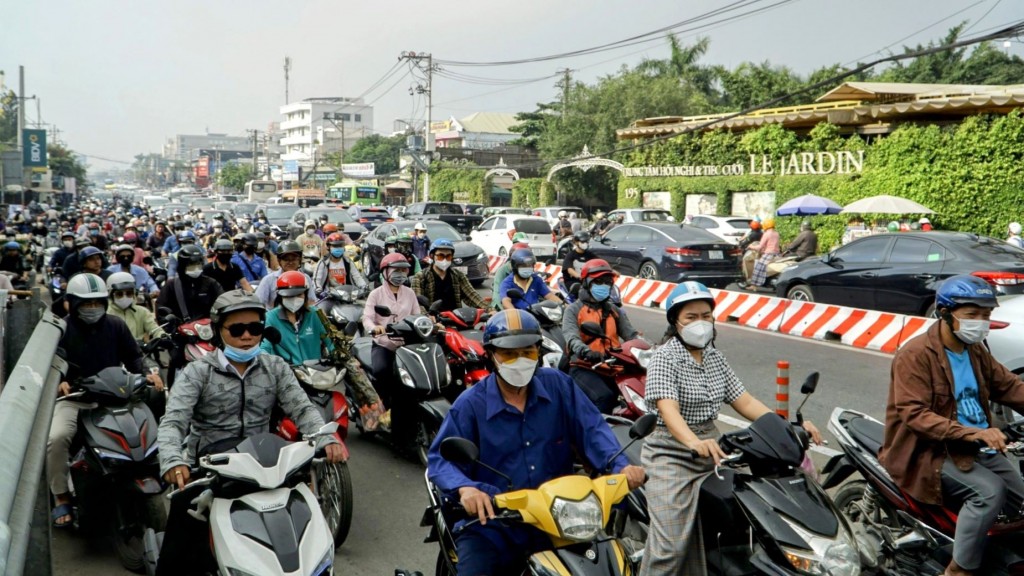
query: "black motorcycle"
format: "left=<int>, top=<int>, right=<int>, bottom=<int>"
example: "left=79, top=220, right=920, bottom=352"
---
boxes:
left=506, top=287, right=569, bottom=371
left=61, top=365, right=166, bottom=572
left=352, top=302, right=453, bottom=466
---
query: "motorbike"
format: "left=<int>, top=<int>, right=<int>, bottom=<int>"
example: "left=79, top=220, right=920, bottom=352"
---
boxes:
left=61, top=366, right=166, bottom=572
left=506, top=287, right=569, bottom=371
left=822, top=407, right=1024, bottom=575
left=318, top=284, right=367, bottom=336
left=158, top=310, right=216, bottom=388
left=740, top=249, right=800, bottom=291
left=574, top=321, right=653, bottom=421
left=274, top=360, right=354, bottom=548
left=419, top=413, right=658, bottom=576
left=143, top=423, right=340, bottom=576
left=437, top=306, right=491, bottom=388
left=351, top=302, right=453, bottom=467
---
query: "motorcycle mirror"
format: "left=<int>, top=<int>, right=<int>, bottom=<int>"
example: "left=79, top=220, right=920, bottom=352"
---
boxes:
left=416, top=294, right=430, bottom=308
left=344, top=321, right=359, bottom=337
left=506, top=288, right=524, bottom=300
left=580, top=321, right=604, bottom=339
left=155, top=275, right=167, bottom=284
left=629, top=413, right=658, bottom=440
left=569, top=282, right=581, bottom=297
left=158, top=306, right=174, bottom=317
left=263, top=326, right=282, bottom=345
left=429, top=300, right=443, bottom=314
left=800, top=372, right=819, bottom=395
left=142, top=256, right=154, bottom=265
left=440, top=437, right=479, bottom=464
left=374, top=305, right=393, bottom=317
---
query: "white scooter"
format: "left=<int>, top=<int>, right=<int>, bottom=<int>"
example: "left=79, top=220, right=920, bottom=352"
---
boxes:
left=143, top=422, right=339, bottom=576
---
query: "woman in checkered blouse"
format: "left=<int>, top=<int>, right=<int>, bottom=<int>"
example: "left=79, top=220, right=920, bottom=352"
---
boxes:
left=639, top=281, right=821, bottom=575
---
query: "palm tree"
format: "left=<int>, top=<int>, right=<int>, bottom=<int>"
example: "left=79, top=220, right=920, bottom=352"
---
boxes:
left=636, top=36, right=718, bottom=98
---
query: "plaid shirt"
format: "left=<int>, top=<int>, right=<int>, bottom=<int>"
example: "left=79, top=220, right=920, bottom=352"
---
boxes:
left=645, top=336, right=745, bottom=426
left=411, top=266, right=487, bottom=310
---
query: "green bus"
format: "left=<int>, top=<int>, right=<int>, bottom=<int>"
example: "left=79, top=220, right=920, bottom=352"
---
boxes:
left=328, top=181, right=379, bottom=206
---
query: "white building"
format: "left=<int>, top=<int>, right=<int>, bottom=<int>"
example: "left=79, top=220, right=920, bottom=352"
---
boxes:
left=165, top=133, right=251, bottom=162
left=279, top=97, right=374, bottom=166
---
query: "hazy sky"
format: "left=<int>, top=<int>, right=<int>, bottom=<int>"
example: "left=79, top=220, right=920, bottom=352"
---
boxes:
left=2, top=0, right=1021, bottom=170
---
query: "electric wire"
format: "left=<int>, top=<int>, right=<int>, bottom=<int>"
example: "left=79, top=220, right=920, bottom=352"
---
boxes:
left=963, top=0, right=1004, bottom=34
left=843, top=0, right=989, bottom=66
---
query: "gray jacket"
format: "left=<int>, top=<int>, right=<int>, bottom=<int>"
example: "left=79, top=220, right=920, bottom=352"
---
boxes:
left=157, top=350, right=329, bottom=476
left=562, top=288, right=639, bottom=359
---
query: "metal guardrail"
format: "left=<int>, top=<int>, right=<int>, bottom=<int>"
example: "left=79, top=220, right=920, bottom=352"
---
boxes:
left=0, top=311, right=66, bottom=576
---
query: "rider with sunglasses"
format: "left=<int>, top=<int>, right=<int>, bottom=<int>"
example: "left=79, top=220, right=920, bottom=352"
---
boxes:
left=412, top=238, right=488, bottom=314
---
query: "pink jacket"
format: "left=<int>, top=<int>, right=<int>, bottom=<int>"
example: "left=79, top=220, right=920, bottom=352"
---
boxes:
left=759, top=229, right=781, bottom=255
left=363, top=284, right=422, bottom=351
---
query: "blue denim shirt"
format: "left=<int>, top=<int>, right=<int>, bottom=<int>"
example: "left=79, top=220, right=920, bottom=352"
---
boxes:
left=498, top=273, right=551, bottom=311
left=106, top=263, right=159, bottom=294
left=428, top=367, right=629, bottom=498
left=232, top=253, right=268, bottom=282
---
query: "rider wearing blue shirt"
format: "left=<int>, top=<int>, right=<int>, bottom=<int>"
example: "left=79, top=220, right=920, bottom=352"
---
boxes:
left=428, top=310, right=645, bottom=576
left=498, top=248, right=560, bottom=311
left=231, top=233, right=268, bottom=283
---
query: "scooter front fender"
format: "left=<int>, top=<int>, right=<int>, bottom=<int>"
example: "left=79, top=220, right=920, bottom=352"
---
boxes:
left=528, top=538, right=633, bottom=576
left=417, top=397, right=451, bottom=428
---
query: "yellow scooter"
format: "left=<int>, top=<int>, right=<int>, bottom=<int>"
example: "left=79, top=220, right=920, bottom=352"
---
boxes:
left=422, top=414, right=656, bottom=576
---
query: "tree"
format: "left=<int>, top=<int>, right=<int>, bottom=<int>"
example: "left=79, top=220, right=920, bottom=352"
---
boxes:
left=715, top=61, right=806, bottom=110
left=636, top=36, right=718, bottom=98
left=0, top=89, right=18, bottom=148
left=48, top=143, right=88, bottom=188
left=336, top=134, right=405, bottom=175
left=875, top=23, right=1024, bottom=85
left=217, top=162, right=253, bottom=192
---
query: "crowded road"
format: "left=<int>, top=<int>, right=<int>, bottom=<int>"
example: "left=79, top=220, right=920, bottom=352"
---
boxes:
left=51, top=286, right=893, bottom=575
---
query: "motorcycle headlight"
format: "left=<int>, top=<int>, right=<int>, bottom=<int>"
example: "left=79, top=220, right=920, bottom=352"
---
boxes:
left=539, top=305, right=562, bottom=323
left=551, top=493, right=603, bottom=542
left=195, top=322, right=214, bottom=341
left=331, top=307, right=345, bottom=323
left=779, top=515, right=860, bottom=576
left=399, top=366, right=416, bottom=389
left=413, top=316, right=434, bottom=339
left=630, top=348, right=654, bottom=369
left=444, top=362, right=452, bottom=384
left=623, top=386, right=648, bottom=414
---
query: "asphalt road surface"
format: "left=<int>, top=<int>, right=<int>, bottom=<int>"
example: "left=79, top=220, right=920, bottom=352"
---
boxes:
left=49, top=287, right=894, bottom=575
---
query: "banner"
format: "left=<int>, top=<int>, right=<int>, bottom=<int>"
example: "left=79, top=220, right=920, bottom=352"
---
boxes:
left=283, top=160, right=299, bottom=182
left=341, top=162, right=375, bottom=177
left=65, top=177, right=77, bottom=199
left=22, top=129, right=47, bottom=168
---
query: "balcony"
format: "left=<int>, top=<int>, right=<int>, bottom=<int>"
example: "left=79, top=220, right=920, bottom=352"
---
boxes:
left=280, top=116, right=310, bottom=131
left=280, top=134, right=312, bottom=147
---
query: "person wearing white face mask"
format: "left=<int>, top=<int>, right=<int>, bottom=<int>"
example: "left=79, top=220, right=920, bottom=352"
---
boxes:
left=260, top=271, right=333, bottom=365
left=427, top=309, right=646, bottom=576
left=881, top=275, right=1024, bottom=576
left=106, top=272, right=166, bottom=343
left=499, top=248, right=561, bottom=311
left=641, top=281, right=821, bottom=575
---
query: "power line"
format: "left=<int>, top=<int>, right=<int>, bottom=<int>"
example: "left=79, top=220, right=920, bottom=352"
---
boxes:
left=843, top=0, right=988, bottom=65
left=963, top=0, right=1003, bottom=34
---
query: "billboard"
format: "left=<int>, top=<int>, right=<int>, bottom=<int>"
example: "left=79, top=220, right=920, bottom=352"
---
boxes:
left=22, top=129, right=47, bottom=168
left=283, top=160, right=299, bottom=182
left=341, top=162, right=375, bottom=177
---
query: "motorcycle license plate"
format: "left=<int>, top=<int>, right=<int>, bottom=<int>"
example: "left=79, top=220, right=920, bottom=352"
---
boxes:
left=708, top=250, right=723, bottom=260
left=455, top=266, right=468, bottom=275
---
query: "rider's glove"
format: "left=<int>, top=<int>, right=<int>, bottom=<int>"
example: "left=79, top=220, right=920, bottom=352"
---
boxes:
left=582, top=349, right=604, bottom=364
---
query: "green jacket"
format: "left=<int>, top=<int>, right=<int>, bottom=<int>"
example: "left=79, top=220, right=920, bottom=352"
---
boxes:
left=260, top=306, right=331, bottom=365
left=106, top=303, right=166, bottom=341
left=491, top=262, right=513, bottom=310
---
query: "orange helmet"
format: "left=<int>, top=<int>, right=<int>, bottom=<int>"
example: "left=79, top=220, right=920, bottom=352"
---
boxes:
left=750, top=220, right=761, bottom=230
left=323, top=223, right=339, bottom=234
left=276, top=270, right=308, bottom=297
left=580, top=259, right=616, bottom=282
left=325, top=232, right=346, bottom=246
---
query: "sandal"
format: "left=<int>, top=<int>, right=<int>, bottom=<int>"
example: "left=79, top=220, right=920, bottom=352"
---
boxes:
left=51, top=502, right=74, bottom=528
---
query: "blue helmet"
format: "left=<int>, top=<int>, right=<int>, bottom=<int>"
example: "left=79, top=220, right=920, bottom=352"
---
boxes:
left=429, top=238, right=455, bottom=254
left=3, top=241, right=19, bottom=251
left=935, top=274, right=997, bottom=311
left=177, top=229, right=197, bottom=241
left=483, top=309, right=542, bottom=349
left=663, top=281, right=716, bottom=323
left=79, top=246, right=103, bottom=262
left=510, top=248, right=536, bottom=269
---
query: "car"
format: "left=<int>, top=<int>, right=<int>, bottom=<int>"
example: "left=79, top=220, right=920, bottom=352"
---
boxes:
left=532, top=206, right=588, bottom=228
left=607, top=208, right=675, bottom=224
left=589, top=222, right=742, bottom=286
left=470, top=215, right=555, bottom=259
left=212, top=201, right=236, bottom=211
left=287, top=207, right=368, bottom=242
left=188, top=197, right=217, bottom=210
left=775, top=231, right=1024, bottom=316
left=231, top=202, right=260, bottom=219
left=976, top=294, right=1024, bottom=424
left=143, top=195, right=169, bottom=209
left=157, top=203, right=190, bottom=217
left=347, top=205, right=395, bottom=231
left=261, top=204, right=302, bottom=237
left=461, top=203, right=485, bottom=215
left=363, top=220, right=489, bottom=286
left=480, top=207, right=529, bottom=218
left=687, top=215, right=751, bottom=244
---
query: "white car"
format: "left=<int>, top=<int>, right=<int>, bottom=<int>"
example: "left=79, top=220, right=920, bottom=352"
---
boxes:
left=982, top=294, right=1024, bottom=422
left=607, top=208, right=675, bottom=224
left=688, top=215, right=753, bottom=245
left=470, top=215, right=556, bottom=259
left=532, top=206, right=588, bottom=229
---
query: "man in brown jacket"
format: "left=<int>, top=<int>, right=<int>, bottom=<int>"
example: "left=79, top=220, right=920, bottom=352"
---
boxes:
left=879, top=274, right=1024, bottom=576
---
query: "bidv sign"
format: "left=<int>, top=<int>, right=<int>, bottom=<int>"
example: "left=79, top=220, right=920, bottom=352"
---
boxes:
left=22, top=129, right=48, bottom=168
left=623, top=150, right=865, bottom=178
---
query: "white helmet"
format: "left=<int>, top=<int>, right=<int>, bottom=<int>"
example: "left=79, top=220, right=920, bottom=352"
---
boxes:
left=106, top=271, right=136, bottom=294
left=558, top=210, right=567, bottom=218
left=414, top=222, right=427, bottom=231
left=1011, top=222, right=1022, bottom=235
left=68, top=273, right=109, bottom=300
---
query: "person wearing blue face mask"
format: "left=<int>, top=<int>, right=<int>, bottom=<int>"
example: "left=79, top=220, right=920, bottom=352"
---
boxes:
left=498, top=248, right=561, bottom=311
left=562, top=259, right=640, bottom=413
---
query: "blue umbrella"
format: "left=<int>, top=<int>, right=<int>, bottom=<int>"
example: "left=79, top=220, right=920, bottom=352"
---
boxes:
left=776, top=194, right=843, bottom=216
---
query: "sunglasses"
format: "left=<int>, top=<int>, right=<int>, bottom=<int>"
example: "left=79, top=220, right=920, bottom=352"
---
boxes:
left=224, top=322, right=265, bottom=338
left=111, top=290, right=135, bottom=298
left=493, top=346, right=540, bottom=362
left=433, top=252, right=453, bottom=261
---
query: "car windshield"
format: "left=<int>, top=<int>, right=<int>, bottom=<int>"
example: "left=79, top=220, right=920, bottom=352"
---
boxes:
left=381, top=221, right=461, bottom=239
left=512, top=218, right=551, bottom=234
left=190, top=198, right=215, bottom=208
left=955, top=235, right=1024, bottom=263
left=145, top=197, right=168, bottom=206
left=308, top=210, right=355, bottom=224
left=640, top=210, right=672, bottom=221
left=726, top=219, right=752, bottom=229
left=234, top=203, right=258, bottom=215
left=265, top=205, right=301, bottom=220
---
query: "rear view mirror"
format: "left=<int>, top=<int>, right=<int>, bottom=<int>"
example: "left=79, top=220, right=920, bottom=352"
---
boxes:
left=800, top=372, right=820, bottom=395
left=630, top=413, right=658, bottom=439
left=569, top=282, right=581, bottom=297
left=580, top=321, right=604, bottom=339
left=263, top=326, right=282, bottom=345
left=439, top=437, right=479, bottom=464
left=429, top=300, right=443, bottom=314
left=374, top=305, right=393, bottom=317
left=506, top=288, right=524, bottom=300
left=416, top=294, right=430, bottom=308
left=344, top=321, right=359, bottom=336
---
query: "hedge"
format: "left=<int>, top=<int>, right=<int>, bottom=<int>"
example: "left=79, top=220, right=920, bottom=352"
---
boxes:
left=421, top=161, right=489, bottom=204
left=616, top=111, right=1024, bottom=250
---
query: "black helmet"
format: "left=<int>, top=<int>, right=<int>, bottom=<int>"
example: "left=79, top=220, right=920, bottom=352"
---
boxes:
left=210, top=289, right=266, bottom=328
left=242, top=233, right=258, bottom=247
left=510, top=248, right=537, bottom=269
left=213, top=238, right=234, bottom=252
left=177, top=244, right=205, bottom=268
left=259, top=224, right=272, bottom=235
left=276, top=240, right=302, bottom=256
left=573, top=230, right=590, bottom=243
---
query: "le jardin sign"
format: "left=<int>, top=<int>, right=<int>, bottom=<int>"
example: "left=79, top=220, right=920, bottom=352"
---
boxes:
left=622, top=150, right=865, bottom=178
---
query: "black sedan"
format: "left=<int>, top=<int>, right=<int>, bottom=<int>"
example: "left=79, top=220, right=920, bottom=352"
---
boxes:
left=363, top=220, right=489, bottom=286
left=775, top=231, right=1024, bottom=316
left=591, top=222, right=742, bottom=287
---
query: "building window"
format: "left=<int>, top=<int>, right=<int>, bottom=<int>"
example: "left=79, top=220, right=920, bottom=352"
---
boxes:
left=341, top=113, right=351, bottom=122
left=354, top=114, right=362, bottom=123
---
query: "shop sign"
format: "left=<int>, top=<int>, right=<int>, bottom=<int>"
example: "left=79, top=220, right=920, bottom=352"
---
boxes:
left=623, top=150, right=865, bottom=178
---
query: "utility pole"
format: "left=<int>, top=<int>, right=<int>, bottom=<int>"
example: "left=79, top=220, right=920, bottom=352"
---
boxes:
left=247, top=128, right=259, bottom=174
left=18, top=66, right=26, bottom=203
left=284, top=56, right=292, bottom=105
left=559, top=68, right=572, bottom=122
left=399, top=51, right=434, bottom=202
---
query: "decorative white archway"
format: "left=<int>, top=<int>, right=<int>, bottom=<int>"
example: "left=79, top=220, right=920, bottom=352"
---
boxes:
left=546, top=145, right=624, bottom=181
left=483, top=157, right=520, bottom=181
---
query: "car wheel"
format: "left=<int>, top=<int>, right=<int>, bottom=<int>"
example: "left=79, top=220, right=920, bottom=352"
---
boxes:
left=498, top=246, right=507, bottom=258
left=786, top=284, right=815, bottom=302
left=637, top=261, right=660, bottom=280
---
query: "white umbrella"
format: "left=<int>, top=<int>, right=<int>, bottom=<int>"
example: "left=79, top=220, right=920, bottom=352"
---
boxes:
left=841, top=195, right=935, bottom=214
